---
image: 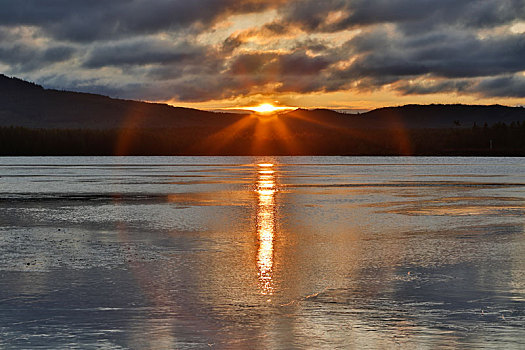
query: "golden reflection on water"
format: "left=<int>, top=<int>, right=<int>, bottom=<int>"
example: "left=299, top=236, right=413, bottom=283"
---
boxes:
left=256, top=163, right=277, bottom=295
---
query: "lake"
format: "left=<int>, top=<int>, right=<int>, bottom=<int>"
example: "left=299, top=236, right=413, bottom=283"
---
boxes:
left=0, top=156, right=524, bottom=349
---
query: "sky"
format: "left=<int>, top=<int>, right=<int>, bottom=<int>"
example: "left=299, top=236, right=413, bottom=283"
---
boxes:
left=0, top=0, right=524, bottom=110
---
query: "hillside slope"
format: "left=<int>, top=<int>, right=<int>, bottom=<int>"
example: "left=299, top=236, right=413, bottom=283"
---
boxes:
left=1, top=74, right=524, bottom=130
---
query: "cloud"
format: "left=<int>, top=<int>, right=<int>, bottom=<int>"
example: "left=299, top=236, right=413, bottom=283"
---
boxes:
left=0, top=44, right=75, bottom=72
left=396, top=79, right=474, bottom=95
left=335, top=28, right=525, bottom=80
left=228, top=51, right=331, bottom=76
left=474, top=75, right=525, bottom=98
left=0, top=0, right=286, bottom=42
left=280, top=0, right=525, bottom=32
left=395, top=75, right=525, bottom=98
left=0, top=0, right=524, bottom=104
left=83, top=39, right=205, bottom=68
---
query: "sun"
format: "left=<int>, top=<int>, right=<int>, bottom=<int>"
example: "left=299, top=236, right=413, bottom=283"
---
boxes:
left=246, top=103, right=296, bottom=114
left=252, top=104, right=281, bottom=113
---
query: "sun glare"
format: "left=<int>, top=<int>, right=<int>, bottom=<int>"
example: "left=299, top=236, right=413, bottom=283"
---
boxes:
left=247, top=104, right=296, bottom=114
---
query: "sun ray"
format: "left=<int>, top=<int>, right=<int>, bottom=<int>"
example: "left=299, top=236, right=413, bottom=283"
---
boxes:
left=199, top=114, right=257, bottom=154
left=267, top=116, right=303, bottom=155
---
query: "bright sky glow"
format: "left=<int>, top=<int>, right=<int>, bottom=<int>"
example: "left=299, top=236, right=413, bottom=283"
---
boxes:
left=246, top=104, right=296, bottom=114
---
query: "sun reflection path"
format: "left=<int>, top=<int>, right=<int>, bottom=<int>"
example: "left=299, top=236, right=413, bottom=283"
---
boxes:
left=256, top=163, right=277, bottom=295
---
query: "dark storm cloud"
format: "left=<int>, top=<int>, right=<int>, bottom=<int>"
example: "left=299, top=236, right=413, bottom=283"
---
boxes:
left=280, top=0, right=525, bottom=32
left=474, top=75, right=525, bottom=98
left=84, top=40, right=205, bottom=68
left=336, top=29, right=525, bottom=80
left=0, top=44, right=74, bottom=72
left=0, top=0, right=285, bottom=42
left=396, top=79, right=476, bottom=95
left=0, top=26, right=75, bottom=71
left=0, top=0, right=524, bottom=102
left=396, top=75, right=525, bottom=98
left=43, top=77, right=135, bottom=99
left=228, top=51, right=331, bottom=76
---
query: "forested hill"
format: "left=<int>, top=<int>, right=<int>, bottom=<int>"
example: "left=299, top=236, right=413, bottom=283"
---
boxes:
left=1, top=74, right=524, bottom=130
left=361, top=104, right=525, bottom=128
left=0, top=74, right=243, bottom=129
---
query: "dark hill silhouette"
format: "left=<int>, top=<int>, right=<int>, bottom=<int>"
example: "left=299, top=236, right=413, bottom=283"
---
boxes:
left=1, top=74, right=524, bottom=155
left=282, top=105, right=525, bottom=130
left=0, top=74, right=245, bottom=129
left=361, top=104, right=525, bottom=128
left=1, top=74, right=524, bottom=130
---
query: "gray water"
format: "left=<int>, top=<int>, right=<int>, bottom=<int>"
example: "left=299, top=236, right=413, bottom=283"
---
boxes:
left=0, top=156, right=524, bottom=349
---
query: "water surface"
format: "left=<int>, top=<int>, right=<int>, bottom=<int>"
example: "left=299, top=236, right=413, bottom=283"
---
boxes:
left=0, top=156, right=524, bottom=349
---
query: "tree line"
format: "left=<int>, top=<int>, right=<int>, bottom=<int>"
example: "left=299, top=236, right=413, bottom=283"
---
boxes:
left=0, top=121, right=524, bottom=156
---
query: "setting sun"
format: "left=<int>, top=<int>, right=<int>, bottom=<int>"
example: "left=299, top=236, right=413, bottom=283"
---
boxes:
left=247, top=104, right=296, bottom=114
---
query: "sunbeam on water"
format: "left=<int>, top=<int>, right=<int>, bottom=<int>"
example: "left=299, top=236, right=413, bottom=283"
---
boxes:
left=256, top=163, right=277, bottom=296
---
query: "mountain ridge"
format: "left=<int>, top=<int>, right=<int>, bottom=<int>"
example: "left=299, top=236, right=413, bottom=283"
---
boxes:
left=1, top=74, right=524, bottom=130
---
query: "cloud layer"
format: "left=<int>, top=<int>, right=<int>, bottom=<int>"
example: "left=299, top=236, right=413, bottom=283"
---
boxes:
left=1, top=0, right=524, bottom=106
